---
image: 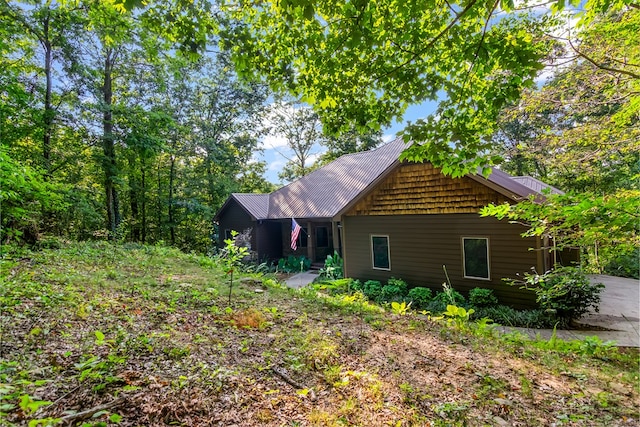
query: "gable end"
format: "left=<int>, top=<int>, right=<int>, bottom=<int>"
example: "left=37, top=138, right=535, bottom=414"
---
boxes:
left=345, top=163, right=512, bottom=216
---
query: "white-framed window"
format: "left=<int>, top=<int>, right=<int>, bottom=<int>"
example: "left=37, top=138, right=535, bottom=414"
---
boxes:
left=371, top=235, right=391, bottom=271
left=462, top=237, right=490, bottom=280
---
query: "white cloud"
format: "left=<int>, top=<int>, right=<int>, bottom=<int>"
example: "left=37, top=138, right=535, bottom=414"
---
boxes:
left=382, top=133, right=396, bottom=143
left=306, top=150, right=326, bottom=166
left=262, top=133, right=289, bottom=149
left=268, top=159, right=286, bottom=172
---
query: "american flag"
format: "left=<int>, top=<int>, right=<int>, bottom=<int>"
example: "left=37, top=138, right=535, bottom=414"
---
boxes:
left=291, top=218, right=302, bottom=250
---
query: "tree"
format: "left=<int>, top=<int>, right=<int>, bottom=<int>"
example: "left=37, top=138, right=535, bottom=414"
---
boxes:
left=0, top=1, right=85, bottom=178
left=237, top=161, right=277, bottom=194
left=315, top=126, right=383, bottom=167
left=269, top=101, right=326, bottom=182
left=0, top=147, right=68, bottom=244
left=217, top=0, right=638, bottom=176
left=483, top=10, right=639, bottom=276
left=219, top=0, right=559, bottom=176
left=494, top=10, right=639, bottom=193
left=187, top=57, right=269, bottom=207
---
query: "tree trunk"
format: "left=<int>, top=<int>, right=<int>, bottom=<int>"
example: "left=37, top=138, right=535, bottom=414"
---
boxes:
left=129, top=157, right=140, bottom=242
left=42, top=11, right=53, bottom=179
left=168, top=151, right=176, bottom=245
left=155, top=162, right=163, bottom=243
left=102, top=49, right=121, bottom=238
left=141, top=160, right=146, bottom=243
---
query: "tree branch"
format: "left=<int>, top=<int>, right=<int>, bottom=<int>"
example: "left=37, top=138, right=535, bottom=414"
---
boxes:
left=568, top=38, right=640, bottom=79
left=59, top=397, right=125, bottom=424
left=374, top=0, right=479, bottom=82
left=459, top=0, right=501, bottom=101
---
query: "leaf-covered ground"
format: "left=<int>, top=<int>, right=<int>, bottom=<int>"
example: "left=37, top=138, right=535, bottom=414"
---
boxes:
left=1, top=242, right=638, bottom=426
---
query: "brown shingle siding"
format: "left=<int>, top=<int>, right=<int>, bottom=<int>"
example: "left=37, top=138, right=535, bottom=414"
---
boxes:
left=346, top=163, right=512, bottom=216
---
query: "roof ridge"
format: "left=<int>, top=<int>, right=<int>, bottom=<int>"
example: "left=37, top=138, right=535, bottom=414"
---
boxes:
left=269, top=136, right=404, bottom=197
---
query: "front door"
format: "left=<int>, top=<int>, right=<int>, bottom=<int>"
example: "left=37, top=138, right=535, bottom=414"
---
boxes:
left=314, top=224, right=332, bottom=262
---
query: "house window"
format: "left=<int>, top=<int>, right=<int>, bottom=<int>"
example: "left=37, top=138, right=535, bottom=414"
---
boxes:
left=371, top=235, right=390, bottom=270
left=462, top=237, right=490, bottom=280
left=224, top=229, right=233, bottom=240
left=297, top=227, right=308, bottom=248
left=316, top=227, right=329, bottom=248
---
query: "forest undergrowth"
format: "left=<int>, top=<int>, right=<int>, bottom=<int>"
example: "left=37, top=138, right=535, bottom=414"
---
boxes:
left=0, top=242, right=638, bottom=426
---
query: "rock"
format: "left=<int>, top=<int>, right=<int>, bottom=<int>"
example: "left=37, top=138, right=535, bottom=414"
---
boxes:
left=492, top=416, right=510, bottom=426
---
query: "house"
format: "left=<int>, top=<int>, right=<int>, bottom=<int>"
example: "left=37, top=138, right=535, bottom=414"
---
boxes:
left=215, top=138, right=577, bottom=307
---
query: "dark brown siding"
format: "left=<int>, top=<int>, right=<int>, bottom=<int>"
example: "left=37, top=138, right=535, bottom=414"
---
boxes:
left=280, top=221, right=334, bottom=262
left=342, top=214, right=542, bottom=308
left=217, top=200, right=256, bottom=250
left=256, top=221, right=283, bottom=261
left=347, top=163, right=512, bottom=216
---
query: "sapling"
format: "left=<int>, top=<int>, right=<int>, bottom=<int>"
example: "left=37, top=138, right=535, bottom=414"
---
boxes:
left=219, top=231, right=249, bottom=306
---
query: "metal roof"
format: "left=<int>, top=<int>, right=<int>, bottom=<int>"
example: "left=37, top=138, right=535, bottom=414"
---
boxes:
left=267, top=137, right=407, bottom=219
left=221, top=138, right=562, bottom=220
left=512, top=176, right=564, bottom=195
left=229, top=193, right=270, bottom=220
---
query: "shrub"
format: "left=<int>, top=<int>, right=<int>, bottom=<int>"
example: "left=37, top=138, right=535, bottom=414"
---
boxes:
left=424, top=297, right=448, bottom=314
left=277, top=255, right=311, bottom=273
left=379, top=284, right=404, bottom=303
left=434, top=287, right=465, bottom=306
left=362, top=280, right=383, bottom=301
left=386, top=277, right=409, bottom=294
left=510, top=267, right=604, bottom=320
left=469, top=288, right=499, bottom=308
left=472, top=306, right=557, bottom=329
left=406, top=287, right=433, bottom=310
left=421, top=285, right=466, bottom=314
left=603, top=248, right=639, bottom=279
left=350, top=279, right=363, bottom=292
left=319, top=251, right=344, bottom=280
left=313, top=278, right=353, bottom=295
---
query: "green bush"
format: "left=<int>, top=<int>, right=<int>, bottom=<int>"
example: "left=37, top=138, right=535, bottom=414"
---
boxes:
left=603, top=248, right=639, bottom=279
left=277, top=255, right=311, bottom=273
left=313, top=278, right=354, bottom=295
left=424, top=298, right=447, bottom=314
left=434, top=288, right=465, bottom=306
left=0, top=147, right=69, bottom=244
left=511, top=267, right=604, bottom=320
left=469, top=288, right=499, bottom=308
left=350, top=279, right=363, bottom=292
left=379, top=284, right=405, bottom=303
left=472, top=306, right=558, bottom=329
left=362, top=280, right=383, bottom=301
left=406, top=287, right=433, bottom=310
left=386, top=277, right=408, bottom=294
left=421, top=287, right=466, bottom=314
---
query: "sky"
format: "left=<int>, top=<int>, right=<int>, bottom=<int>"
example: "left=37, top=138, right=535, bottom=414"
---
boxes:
left=258, top=100, right=439, bottom=184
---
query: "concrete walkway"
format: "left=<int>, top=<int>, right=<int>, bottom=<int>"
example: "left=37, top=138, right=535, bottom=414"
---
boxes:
left=285, top=271, right=640, bottom=347
left=284, top=271, right=319, bottom=289
left=569, top=274, right=639, bottom=347
left=494, top=275, right=639, bottom=347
